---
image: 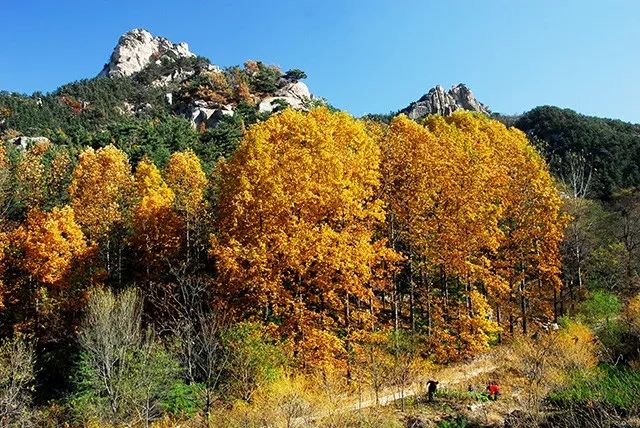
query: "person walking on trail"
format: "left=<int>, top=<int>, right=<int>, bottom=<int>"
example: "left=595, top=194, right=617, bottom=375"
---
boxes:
left=487, top=381, right=500, bottom=400
left=426, top=380, right=439, bottom=402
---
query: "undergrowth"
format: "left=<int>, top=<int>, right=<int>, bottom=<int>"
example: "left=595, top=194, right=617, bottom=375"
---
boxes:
left=549, top=364, right=640, bottom=412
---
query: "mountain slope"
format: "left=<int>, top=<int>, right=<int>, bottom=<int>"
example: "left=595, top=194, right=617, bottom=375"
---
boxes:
left=515, top=106, right=640, bottom=198
left=0, top=29, right=322, bottom=169
left=2, top=29, right=640, bottom=201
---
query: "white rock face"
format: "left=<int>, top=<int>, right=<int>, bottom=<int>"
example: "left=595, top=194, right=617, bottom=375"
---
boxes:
left=277, top=81, right=311, bottom=99
left=150, top=69, right=195, bottom=87
left=401, top=84, right=489, bottom=120
left=99, top=28, right=195, bottom=78
left=258, top=81, right=311, bottom=113
left=186, top=101, right=235, bottom=129
left=9, top=136, right=50, bottom=151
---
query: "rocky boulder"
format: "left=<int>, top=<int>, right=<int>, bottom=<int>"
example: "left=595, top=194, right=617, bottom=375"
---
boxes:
left=184, top=100, right=234, bottom=129
left=258, top=81, right=312, bottom=113
left=401, top=84, right=489, bottom=120
left=99, top=28, right=195, bottom=78
left=9, top=136, right=50, bottom=151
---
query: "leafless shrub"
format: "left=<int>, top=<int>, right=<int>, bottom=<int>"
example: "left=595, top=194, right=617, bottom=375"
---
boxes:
left=0, top=336, right=35, bottom=427
left=147, top=276, right=229, bottom=416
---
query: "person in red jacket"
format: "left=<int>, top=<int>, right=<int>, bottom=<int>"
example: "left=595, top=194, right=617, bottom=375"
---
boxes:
left=486, top=381, right=501, bottom=400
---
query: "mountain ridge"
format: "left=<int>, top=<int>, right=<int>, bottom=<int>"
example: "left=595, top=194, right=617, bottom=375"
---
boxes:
left=400, top=83, right=490, bottom=120
left=3, top=28, right=639, bottom=198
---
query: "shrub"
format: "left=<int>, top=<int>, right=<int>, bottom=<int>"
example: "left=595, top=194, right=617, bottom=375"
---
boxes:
left=319, top=407, right=403, bottom=428
left=436, top=415, right=471, bottom=428
left=625, top=292, right=640, bottom=336
left=284, top=69, right=307, bottom=81
left=578, top=290, right=621, bottom=326
left=220, top=322, right=286, bottom=402
left=72, top=288, right=183, bottom=426
left=161, top=381, right=204, bottom=419
left=505, top=321, right=598, bottom=412
left=0, top=336, right=35, bottom=426
left=549, top=364, right=640, bottom=413
left=248, top=62, right=283, bottom=94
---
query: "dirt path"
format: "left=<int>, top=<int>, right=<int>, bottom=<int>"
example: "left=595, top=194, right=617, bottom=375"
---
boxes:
left=296, top=355, right=498, bottom=425
left=349, top=356, right=497, bottom=411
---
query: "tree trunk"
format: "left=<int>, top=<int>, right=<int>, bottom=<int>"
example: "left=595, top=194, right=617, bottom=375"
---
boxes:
left=520, top=265, right=527, bottom=335
left=509, top=313, right=514, bottom=335
left=465, top=275, right=472, bottom=316
left=496, top=304, right=502, bottom=344
left=345, top=293, right=352, bottom=382
left=520, top=287, right=527, bottom=335
left=410, top=278, right=415, bottom=332
left=393, top=281, right=399, bottom=332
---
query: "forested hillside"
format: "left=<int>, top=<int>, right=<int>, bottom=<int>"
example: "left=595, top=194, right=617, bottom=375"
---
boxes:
left=514, top=106, right=640, bottom=199
left=0, top=29, right=639, bottom=428
left=0, top=59, right=315, bottom=172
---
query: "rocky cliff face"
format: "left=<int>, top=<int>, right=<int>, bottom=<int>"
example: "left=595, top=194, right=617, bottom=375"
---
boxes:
left=401, top=84, right=489, bottom=120
left=99, top=28, right=196, bottom=78
left=97, top=29, right=315, bottom=129
left=258, top=81, right=311, bottom=113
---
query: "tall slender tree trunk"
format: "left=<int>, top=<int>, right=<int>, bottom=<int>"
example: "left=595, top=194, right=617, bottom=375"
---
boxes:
left=496, top=304, right=502, bottom=344
left=106, top=238, right=111, bottom=277
left=421, top=264, right=432, bottom=336
left=345, top=293, right=352, bottom=382
left=441, top=266, right=449, bottom=319
left=369, top=297, right=375, bottom=331
left=576, top=243, right=583, bottom=290
left=410, top=267, right=416, bottom=332
left=465, top=275, right=472, bottom=316
left=520, top=284, right=527, bottom=335
left=509, top=313, right=514, bottom=335
left=520, top=263, right=528, bottom=335
left=186, top=216, right=191, bottom=266
left=393, top=285, right=399, bottom=332
left=118, top=243, right=122, bottom=287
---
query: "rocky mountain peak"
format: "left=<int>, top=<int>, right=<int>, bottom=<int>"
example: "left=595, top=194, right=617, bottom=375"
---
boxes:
left=401, top=83, right=489, bottom=120
left=98, top=28, right=195, bottom=78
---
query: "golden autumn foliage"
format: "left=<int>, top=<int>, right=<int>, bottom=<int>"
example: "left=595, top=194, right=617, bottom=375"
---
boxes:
left=47, top=148, right=74, bottom=207
left=505, top=321, right=598, bottom=409
left=164, top=149, right=208, bottom=261
left=131, top=158, right=182, bottom=272
left=429, top=290, right=502, bottom=362
left=15, top=140, right=51, bottom=210
left=376, top=112, right=565, bottom=359
left=69, top=145, right=133, bottom=240
left=164, top=149, right=207, bottom=219
left=13, top=206, right=89, bottom=286
left=211, top=108, right=400, bottom=367
left=0, top=106, right=569, bottom=394
left=230, top=67, right=254, bottom=104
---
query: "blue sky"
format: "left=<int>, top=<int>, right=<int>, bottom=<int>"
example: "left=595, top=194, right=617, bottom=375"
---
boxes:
left=1, top=0, right=639, bottom=121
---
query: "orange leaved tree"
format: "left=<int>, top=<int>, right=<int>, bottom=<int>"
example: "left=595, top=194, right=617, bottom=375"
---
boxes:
left=131, top=158, right=183, bottom=280
left=164, top=149, right=208, bottom=266
left=69, top=145, right=133, bottom=281
left=211, top=108, right=399, bottom=369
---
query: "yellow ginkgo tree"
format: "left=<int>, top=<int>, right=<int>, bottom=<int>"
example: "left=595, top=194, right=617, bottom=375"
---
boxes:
left=15, top=205, right=89, bottom=287
left=164, top=149, right=208, bottom=265
left=69, top=145, right=133, bottom=279
left=211, top=108, right=400, bottom=369
left=131, top=158, right=183, bottom=279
